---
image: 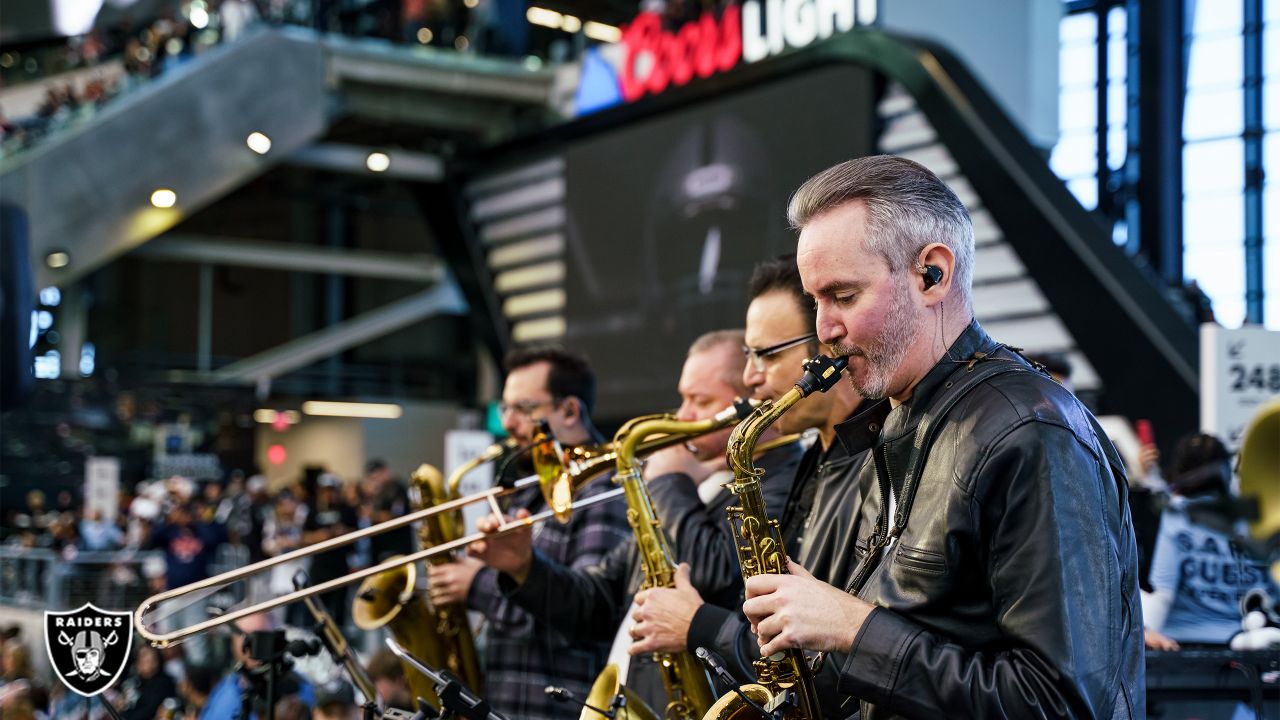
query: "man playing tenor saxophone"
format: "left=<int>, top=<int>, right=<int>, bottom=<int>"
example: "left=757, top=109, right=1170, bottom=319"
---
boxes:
left=742, top=155, right=1145, bottom=719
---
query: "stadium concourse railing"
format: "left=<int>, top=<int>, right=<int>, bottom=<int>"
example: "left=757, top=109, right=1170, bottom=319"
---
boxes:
left=0, top=544, right=247, bottom=612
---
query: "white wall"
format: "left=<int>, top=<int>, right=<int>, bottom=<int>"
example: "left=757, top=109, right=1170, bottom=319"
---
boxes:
left=878, top=0, right=1061, bottom=148
left=254, top=400, right=463, bottom=487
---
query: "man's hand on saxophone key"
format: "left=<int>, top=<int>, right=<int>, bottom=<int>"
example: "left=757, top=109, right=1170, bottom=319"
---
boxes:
left=628, top=563, right=705, bottom=655
left=742, top=558, right=875, bottom=657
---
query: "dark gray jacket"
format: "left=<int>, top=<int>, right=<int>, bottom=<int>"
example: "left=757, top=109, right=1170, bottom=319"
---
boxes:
left=830, top=321, right=1145, bottom=720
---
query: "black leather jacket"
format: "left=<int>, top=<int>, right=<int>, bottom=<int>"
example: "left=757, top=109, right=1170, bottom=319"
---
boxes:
left=498, top=442, right=802, bottom=713
left=829, top=321, right=1145, bottom=720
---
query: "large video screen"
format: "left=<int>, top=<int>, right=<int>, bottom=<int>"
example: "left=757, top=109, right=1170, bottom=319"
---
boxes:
left=560, top=65, right=876, bottom=419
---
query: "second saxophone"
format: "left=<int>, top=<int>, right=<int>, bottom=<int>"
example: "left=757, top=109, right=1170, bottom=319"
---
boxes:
left=702, top=354, right=848, bottom=720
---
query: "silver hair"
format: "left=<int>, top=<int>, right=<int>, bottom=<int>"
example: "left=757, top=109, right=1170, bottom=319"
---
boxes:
left=787, top=155, right=975, bottom=302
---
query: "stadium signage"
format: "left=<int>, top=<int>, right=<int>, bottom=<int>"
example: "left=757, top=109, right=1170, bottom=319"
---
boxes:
left=618, top=0, right=856, bottom=102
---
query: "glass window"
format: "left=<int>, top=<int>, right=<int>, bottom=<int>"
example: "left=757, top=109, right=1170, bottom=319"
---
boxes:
left=1052, top=132, right=1099, bottom=177
left=1184, top=138, right=1244, bottom=194
left=1108, top=128, right=1127, bottom=169
left=1108, top=5, right=1127, bottom=35
left=1266, top=224, right=1280, bottom=329
left=1266, top=26, right=1280, bottom=77
left=1187, top=34, right=1243, bottom=89
left=1184, top=193, right=1245, bottom=250
left=1060, top=12, right=1097, bottom=45
left=1184, top=243, right=1247, bottom=327
left=1264, top=78, right=1280, bottom=131
left=1108, top=38, right=1128, bottom=82
left=1189, top=2, right=1243, bottom=35
left=1060, top=87, right=1098, bottom=131
left=1060, top=44, right=1099, bottom=87
left=1067, top=176, right=1099, bottom=209
left=1108, top=82, right=1127, bottom=127
left=1184, top=87, right=1245, bottom=141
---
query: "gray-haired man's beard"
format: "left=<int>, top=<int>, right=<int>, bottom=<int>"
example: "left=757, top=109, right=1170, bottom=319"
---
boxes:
left=830, top=282, right=920, bottom=400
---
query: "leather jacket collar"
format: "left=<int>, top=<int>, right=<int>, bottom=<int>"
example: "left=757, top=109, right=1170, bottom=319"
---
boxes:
left=839, top=317, right=998, bottom=456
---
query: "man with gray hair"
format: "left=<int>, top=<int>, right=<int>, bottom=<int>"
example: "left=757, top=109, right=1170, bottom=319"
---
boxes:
left=741, top=155, right=1144, bottom=719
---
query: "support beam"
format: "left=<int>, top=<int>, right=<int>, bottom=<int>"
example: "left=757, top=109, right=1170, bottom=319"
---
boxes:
left=209, top=283, right=468, bottom=385
left=135, top=235, right=446, bottom=282
left=1134, top=0, right=1184, bottom=284
left=287, top=143, right=446, bottom=181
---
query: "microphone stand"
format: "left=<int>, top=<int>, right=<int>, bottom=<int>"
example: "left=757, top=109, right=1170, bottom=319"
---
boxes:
left=293, top=571, right=383, bottom=720
left=384, top=638, right=509, bottom=720
left=695, top=647, right=778, bottom=719
left=543, top=685, right=623, bottom=718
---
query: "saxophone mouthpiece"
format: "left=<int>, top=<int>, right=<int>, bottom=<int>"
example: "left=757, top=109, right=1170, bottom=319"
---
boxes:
left=795, top=354, right=848, bottom=397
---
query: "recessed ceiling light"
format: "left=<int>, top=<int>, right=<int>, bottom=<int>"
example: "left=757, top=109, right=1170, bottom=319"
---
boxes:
left=366, top=152, right=391, bottom=172
left=246, top=132, right=272, bottom=154
left=151, top=189, right=177, bottom=208
left=45, top=251, right=70, bottom=269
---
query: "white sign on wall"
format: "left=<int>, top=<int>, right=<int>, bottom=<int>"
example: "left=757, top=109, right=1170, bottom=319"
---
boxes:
left=445, top=429, right=498, bottom=535
left=1200, top=323, right=1280, bottom=451
left=84, top=457, right=120, bottom=523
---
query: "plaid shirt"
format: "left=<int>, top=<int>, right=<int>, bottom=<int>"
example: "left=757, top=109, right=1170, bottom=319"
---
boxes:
left=467, top=471, right=630, bottom=720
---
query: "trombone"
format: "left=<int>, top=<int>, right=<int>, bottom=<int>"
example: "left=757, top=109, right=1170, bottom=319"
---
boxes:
left=133, top=401, right=765, bottom=648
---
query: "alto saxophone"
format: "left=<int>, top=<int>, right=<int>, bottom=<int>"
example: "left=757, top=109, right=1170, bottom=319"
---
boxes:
left=702, top=354, right=848, bottom=720
left=585, top=402, right=760, bottom=720
left=353, top=441, right=510, bottom=705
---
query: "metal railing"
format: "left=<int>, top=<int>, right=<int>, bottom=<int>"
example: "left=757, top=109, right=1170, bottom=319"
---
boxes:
left=0, top=546, right=163, bottom=612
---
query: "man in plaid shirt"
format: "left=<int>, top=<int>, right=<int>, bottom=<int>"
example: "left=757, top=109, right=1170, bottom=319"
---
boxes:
left=428, top=347, right=630, bottom=720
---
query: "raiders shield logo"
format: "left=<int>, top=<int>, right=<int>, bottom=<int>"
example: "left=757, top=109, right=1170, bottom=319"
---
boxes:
left=44, top=603, right=133, bottom=697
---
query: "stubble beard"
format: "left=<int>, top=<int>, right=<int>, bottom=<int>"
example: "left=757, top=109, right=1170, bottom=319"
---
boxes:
left=831, top=279, right=920, bottom=400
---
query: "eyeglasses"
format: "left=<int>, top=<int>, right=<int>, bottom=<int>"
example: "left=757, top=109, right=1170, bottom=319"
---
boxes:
left=497, top=399, right=556, bottom=418
left=742, top=333, right=817, bottom=373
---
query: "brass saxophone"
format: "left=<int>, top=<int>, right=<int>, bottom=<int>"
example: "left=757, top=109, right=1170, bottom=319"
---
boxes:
left=702, top=355, right=848, bottom=720
left=353, top=440, right=511, bottom=705
left=584, top=401, right=762, bottom=720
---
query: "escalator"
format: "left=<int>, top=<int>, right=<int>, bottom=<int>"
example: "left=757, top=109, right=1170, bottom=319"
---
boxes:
left=0, top=27, right=556, bottom=290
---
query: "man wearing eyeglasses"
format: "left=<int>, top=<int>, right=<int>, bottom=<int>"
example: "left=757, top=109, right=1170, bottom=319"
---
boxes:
left=428, top=347, right=630, bottom=720
left=628, top=255, right=872, bottom=714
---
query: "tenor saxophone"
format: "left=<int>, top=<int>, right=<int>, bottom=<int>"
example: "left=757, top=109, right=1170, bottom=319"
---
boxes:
left=585, top=402, right=762, bottom=720
left=702, top=354, right=848, bottom=720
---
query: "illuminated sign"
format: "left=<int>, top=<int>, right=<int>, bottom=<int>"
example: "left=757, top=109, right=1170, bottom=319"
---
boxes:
left=575, top=0, right=869, bottom=113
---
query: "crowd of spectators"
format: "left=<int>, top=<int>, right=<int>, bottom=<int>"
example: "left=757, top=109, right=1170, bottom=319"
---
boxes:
left=0, top=0, right=550, bottom=160
left=0, top=457, right=418, bottom=720
left=1026, top=352, right=1278, bottom=655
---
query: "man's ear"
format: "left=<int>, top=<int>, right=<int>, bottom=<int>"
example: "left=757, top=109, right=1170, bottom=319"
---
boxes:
left=561, top=397, right=580, bottom=424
